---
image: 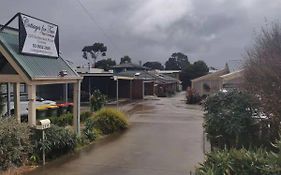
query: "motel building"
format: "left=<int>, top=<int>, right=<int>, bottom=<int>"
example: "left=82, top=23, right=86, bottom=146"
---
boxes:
left=0, top=13, right=82, bottom=135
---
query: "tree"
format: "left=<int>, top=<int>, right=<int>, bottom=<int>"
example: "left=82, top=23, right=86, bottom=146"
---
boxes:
left=82, top=43, right=107, bottom=67
left=120, top=56, right=132, bottom=64
left=244, top=23, right=281, bottom=140
left=165, top=52, right=190, bottom=70
left=95, top=58, right=116, bottom=71
left=143, top=61, right=164, bottom=70
left=180, top=60, right=209, bottom=89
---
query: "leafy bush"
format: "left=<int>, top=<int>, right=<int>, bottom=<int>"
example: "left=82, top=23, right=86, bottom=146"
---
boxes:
left=49, top=113, right=73, bottom=127
left=82, top=118, right=100, bottom=141
left=196, top=148, right=271, bottom=175
left=31, top=125, right=76, bottom=160
left=186, top=87, right=201, bottom=104
left=203, top=90, right=268, bottom=149
left=92, top=108, right=129, bottom=135
left=80, top=111, right=93, bottom=122
left=196, top=136, right=281, bottom=175
left=90, top=90, right=107, bottom=112
left=0, top=117, right=32, bottom=170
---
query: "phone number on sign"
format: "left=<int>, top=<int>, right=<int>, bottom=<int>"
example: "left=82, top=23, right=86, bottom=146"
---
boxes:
left=32, top=44, right=51, bottom=50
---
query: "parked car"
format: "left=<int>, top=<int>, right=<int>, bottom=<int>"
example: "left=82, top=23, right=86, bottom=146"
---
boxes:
left=1, top=93, right=56, bottom=116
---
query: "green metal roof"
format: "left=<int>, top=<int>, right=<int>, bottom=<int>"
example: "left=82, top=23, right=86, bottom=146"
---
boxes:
left=0, top=30, right=80, bottom=80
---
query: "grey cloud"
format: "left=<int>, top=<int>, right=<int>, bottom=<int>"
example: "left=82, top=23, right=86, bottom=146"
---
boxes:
left=1, top=0, right=281, bottom=68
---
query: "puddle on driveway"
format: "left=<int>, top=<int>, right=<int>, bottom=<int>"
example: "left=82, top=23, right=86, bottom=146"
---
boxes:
left=126, top=103, right=154, bottom=115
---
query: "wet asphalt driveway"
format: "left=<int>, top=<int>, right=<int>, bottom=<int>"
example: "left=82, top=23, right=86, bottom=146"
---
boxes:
left=28, top=92, right=204, bottom=175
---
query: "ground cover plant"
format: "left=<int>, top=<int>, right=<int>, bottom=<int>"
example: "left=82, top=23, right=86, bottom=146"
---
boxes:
left=196, top=138, right=281, bottom=175
left=49, top=113, right=73, bottom=127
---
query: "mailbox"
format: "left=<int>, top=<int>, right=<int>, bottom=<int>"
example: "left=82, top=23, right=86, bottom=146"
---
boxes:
left=36, top=119, right=51, bottom=130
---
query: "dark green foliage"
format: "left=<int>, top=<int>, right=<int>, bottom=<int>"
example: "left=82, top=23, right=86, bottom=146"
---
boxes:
left=196, top=137, right=281, bottom=174
left=83, top=118, right=100, bottom=141
left=203, top=90, right=268, bottom=149
left=80, top=111, right=93, bottom=122
left=143, top=61, right=164, bottom=70
left=49, top=113, right=73, bottom=127
left=186, top=87, right=201, bottom=104
left=82, top=43, right=107, bottom=60
left=95, top=58, right=116, bottom=71
left=92, top=108, right=129, bottom=135
left=165, top=52, right=189, bottom=70
left=180, top=60, right=209, bottom=90
left=120, top=55, right=132, bottom=64
left=0, top=117, right=32, bottom=170
left=31, top=125, right=76, bottom=160
left=196, top=148, right=271, bottom=175
left=90, top=90, right=107, bottom=112
left=82, top=42, right=107, bottom=67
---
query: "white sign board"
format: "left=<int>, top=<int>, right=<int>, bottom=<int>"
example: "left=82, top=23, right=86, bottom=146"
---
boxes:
left=19, top=14, right=59, bottom=58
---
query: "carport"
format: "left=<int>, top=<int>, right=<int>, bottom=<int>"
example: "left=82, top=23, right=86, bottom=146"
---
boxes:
left=0, top=21, right=82, bottom=134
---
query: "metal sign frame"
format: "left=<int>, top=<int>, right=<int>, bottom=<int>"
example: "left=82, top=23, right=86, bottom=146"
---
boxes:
left=18, top=13, right=59, bottom=58
left=0, top=13, right=59, bottom=58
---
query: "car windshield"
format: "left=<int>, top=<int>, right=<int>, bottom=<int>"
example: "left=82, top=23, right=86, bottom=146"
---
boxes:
left=2, top=93, right=44, bottom=102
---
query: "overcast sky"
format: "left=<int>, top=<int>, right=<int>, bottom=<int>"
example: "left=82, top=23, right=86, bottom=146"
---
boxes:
left=1, top=0, right=281, bottom=68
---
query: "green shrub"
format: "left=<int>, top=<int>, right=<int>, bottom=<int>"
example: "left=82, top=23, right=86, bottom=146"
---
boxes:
left=80, top=111, right=93, bottom=122
left=31, top=125, right=76, bottom=160
left=203, top=90, right=268, bottom=149
left=186, top=87, right=201, bottom=104
left=195, top=148, right=271, bottom=175
left=83, top=118, right=100, bottom=141
left=0, top=117, right=32, bottom=170
left=90, top=90, right=107, bottom=112
left=92, top=108, right=129, bottom=134
left=49, top=113, right=73, bottom=127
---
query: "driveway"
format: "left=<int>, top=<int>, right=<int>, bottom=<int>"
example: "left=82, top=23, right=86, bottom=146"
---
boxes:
left=28, top=92, right=204, bottom=175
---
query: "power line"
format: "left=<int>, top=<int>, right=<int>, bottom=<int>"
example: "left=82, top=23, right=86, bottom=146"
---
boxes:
left=75, top=0, right=124, bottom=57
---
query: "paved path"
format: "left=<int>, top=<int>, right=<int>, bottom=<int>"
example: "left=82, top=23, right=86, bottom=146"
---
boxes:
left=28, top=93, right=204, bottom=175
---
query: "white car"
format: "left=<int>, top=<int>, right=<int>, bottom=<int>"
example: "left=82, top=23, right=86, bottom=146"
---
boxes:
left=1, top=93, right=56, bottom=116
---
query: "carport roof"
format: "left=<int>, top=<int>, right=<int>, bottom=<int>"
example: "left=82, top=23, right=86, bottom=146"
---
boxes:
left=0, top=29, right=81, bottom=80
left=116, top=70, right=179, bottom=84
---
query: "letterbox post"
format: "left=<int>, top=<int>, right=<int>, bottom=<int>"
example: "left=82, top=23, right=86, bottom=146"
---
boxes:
left=42, top=129, right=46, bottom=165
left=36, top=119, right=51, bottom=165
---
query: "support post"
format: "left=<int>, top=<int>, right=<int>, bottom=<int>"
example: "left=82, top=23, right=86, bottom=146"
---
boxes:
left=42, top=130, right=46, bottom=165
left=130, top=80, right=132, bottom=101
left=13, top=83, right=20, bottom=123
left=142, top=81, right=145, bottom=99
left=6, top=83, right=11, bottom=116
left=88, top=77, right=91, bottom=102
left=63, top=83, right=68, bottom=102
left=116, top=77, right=119, bottom=109
left=28, top=84, right=36, bottom=127
left=73, top=81, right=81, bottom=136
